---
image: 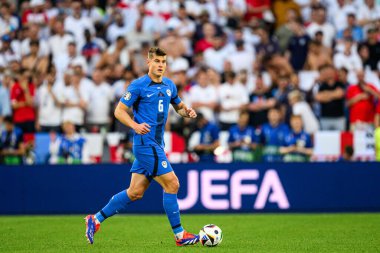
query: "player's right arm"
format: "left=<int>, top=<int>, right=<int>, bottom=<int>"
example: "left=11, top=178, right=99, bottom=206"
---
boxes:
left=114, top=102, right=151, bottom=135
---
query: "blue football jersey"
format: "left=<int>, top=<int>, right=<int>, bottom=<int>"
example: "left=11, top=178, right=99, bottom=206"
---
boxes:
left=259, top=123, right=290, bottom=146
left=120, top=74, right=182, bottom=148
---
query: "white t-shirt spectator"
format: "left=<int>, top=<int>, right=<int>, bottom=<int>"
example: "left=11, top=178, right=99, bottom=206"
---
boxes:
left=228, top=48, right=255, bottom=74
left=54, top=54, right=88, bottom=80
left=331, top=4, right=356, bottom=30
left=218, top=82, right=249, bottom=124
left=36, top=82, right=63, bottom=127
left=64, top=15, right=95, bottom=50
left=293, top=101, right=320, bottom=134
left=307, top=22, right=335, bottom=47
left=333, top=51, right=363, bottom=84
left=204, top=47, right=230, bottom=73
left=107, top=23, right=130, bottom=44
left=61, top=84, right=90, bottom=126
left=21, top=38, right=50, bottom=57
left=188, top=84, right=218, bottom=122
left=87, top=82, right=114, bottom=124
left=48, top=33, right=75, bottom=58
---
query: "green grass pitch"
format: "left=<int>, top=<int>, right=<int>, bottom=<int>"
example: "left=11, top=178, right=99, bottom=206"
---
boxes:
left=0, top=213, right=379, bottom=253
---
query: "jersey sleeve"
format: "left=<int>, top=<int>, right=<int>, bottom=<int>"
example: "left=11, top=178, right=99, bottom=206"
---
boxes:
left=120, top=80, right=140, bottom=107
left=170, top=82, right=182, bottom=105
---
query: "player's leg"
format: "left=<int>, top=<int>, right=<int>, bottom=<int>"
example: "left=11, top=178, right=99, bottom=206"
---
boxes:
left=154, top=171, right=199, bottom=246
left=85, top=173, right=151, bottom=244
left=95, top=173, right=151, bottom=222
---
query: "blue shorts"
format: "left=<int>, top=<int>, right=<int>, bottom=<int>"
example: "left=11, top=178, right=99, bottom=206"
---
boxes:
left=131, top=144, right=173, bottom=182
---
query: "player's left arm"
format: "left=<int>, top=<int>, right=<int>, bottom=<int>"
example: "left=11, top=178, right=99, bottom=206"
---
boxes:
left=172, top=102, right=197, bottom=118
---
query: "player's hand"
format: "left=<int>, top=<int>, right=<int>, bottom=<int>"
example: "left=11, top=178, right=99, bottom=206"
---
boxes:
left=134, top=123, right=151, bottom=135
left=185, top=108, right=197, bottom=118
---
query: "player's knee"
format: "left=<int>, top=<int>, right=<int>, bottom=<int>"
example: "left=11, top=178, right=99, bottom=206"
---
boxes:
left=166, top=179, right=180, bottom=193
left=127, top=188, right=144, bottom=201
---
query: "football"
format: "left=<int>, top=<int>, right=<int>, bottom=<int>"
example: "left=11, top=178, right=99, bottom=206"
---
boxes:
left=199, top=224, right=223, bottom=247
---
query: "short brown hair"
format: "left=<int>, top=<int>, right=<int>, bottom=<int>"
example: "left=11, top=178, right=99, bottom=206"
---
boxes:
left=148, top=47, right=167, bottom=59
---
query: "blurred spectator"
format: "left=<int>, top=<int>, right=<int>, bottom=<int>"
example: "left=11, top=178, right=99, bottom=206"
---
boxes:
left=0, top=34, right=20, bottom=66
left=191, top=113, right=220, bottom=162
left=106, top=11, right=129, bottom=44
left=218, top=71, right=249, bottom=130
left=315, top=65, right=346, bottom=131
left=82, top=29, right=104, bottom=76
left=272, top=0, right=300, bottom=29
left=82, top=0, right=104, bottom=23
left=306, top=6, right=335, bottom=48
left=0, top=2, right=19, bottom=35
left=275, top=9, right=298, bottom=53
left=188, top=68, right=218, bottom=122
left=330, top=0, right=356, bottom=31
left=288, top=89, right=319, bottom=134
left=35, top=69, right=63, bottom=133
left=54, top=41, right=87, bottom=80
left=203, top=35, right=229, bottom=73
left=48, top=19, right=75, bottom=59
left=56, top=121, right=88, bottom=164
left=10, top=69, right=36, bottom=135
left=97, top=36, right=130, bottom=69
left=286, top=21, right=311, bottom=71
left=247, top=74, right=276, bottom=127
left=86, top=68, right=113, bottom=133
left=333, top=37, right=362, bottom=84
left=21, top=24, right=49, bottom=57
left=0, top=116, right=24, bottom=165
left=61, top=70, right=89, bottom=130
left=228, top=111, right=258, bottom=162
left=339, top=145, right=354, bottom=162
left=0, top=74, right=11, bottom=120
left=21, top=39, right=49, bottom=75
left=255, top=26, right=280, bottom=62
left=166, top=4, right=195, bottom=39
left=273, top=74, right=293, bottom=122
left=217, top=0, right=246, bottom=28
left=258, top=106, right=290, bottom=162
left=126, top=18, right=154, bottom=52
left=280, top=114, right=313, bottom=162
left=346, top=70, right=380, bottom=131
left=227, top=39, right=254, bottom=74
left=357, top=0, right=380, bottom=28
left=304, top=40, right=332, bottom=70
left=362, top=27, right=380, bottom=71
left=244, top=0, right=271, bottom=23
left=194, top=22, right=216, bottom=54
left=336, top=14, right=364, bottom=43
left=64, top=0, right=95, bottom=50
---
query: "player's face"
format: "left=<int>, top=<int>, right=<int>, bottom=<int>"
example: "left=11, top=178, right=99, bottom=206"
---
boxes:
left=148, top=55, right=167, bottom=78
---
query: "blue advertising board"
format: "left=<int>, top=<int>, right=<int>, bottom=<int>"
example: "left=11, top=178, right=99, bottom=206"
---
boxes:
left=0, top=163, right=380, bottom=214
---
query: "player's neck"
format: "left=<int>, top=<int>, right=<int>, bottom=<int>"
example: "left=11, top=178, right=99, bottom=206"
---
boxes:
left=148, top=72, right=163, bottom=83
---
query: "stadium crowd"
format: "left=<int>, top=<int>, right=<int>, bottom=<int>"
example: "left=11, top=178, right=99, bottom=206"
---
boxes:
left=0, top=0, right=380, bottom=165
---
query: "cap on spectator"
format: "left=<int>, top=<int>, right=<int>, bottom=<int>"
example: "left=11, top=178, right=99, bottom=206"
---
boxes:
left=170, top=58, right=189, bottom=72
left=1, top=34, right=11, bottom=42
left=30, top=0, right=45, bottom=7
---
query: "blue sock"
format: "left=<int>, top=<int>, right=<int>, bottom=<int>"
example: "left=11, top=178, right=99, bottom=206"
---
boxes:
left=95, top=190, right=131, bottom=223
left=163, top=192, right=184, bottom=234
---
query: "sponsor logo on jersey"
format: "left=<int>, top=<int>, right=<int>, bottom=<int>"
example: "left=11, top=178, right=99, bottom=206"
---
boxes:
left=162, top=161, right=168, bottom=168
left=166, top=89, right=171, bottom=97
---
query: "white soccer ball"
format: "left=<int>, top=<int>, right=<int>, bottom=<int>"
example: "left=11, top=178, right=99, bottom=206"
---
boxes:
left=199, top=224, right=223, bottom=247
